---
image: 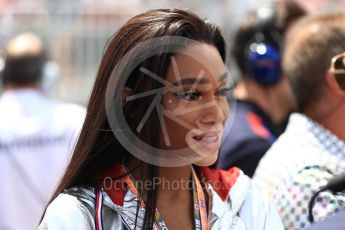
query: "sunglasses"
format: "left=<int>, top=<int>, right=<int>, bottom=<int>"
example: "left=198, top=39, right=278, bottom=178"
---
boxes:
left=331, top=52, right=345, bottom=91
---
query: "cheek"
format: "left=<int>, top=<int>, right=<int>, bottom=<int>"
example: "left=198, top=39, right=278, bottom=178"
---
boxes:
left=161, top=115, right=193, bottom=150
left=162, top=93, right=200, bottom=125
left=220, top=98, right=230, bottom=120
left=161, top=96, right=198, bottom=149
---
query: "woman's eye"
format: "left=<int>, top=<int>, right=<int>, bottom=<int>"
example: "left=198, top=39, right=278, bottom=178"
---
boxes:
left=216, top=88, right=231, bottom=96
left=176, top=91, right=202, bottom=101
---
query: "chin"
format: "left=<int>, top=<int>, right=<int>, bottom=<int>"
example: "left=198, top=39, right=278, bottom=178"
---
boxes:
left=194, top=150, right=219, bottom=167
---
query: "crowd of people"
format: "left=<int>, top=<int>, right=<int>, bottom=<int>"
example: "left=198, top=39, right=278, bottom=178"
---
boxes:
left=1, top=1, right=345, bottom=230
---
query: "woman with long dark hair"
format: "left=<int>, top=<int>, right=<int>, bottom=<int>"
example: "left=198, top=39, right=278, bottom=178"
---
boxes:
left=39, top=8, right=283, bottom=230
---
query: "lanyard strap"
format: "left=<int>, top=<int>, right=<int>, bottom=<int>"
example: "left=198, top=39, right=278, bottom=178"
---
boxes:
left=124, top=175, right=166, bottom=230
left=191, top=167, right=209, bottom=230
left=123, top=168, right=209, bottom=230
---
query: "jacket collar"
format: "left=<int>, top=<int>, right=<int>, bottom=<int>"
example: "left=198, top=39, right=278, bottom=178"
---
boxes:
left=96, top=164, right=248, bottom=228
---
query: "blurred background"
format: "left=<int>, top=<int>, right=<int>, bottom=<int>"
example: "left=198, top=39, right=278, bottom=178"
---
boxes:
left=0, top=0, right=344, bottom=105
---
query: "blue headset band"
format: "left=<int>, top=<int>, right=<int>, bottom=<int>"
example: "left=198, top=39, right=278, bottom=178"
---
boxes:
left=244, top=5, right=284, bottom=86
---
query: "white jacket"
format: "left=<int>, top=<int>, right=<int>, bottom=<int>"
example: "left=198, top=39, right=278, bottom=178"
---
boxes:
left=39, top=168, right=283, bottom=230
left=0, top=89, right=85, bottom=230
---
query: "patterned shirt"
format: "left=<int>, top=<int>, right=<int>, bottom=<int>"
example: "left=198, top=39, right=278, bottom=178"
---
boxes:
left=253, top=113, right=345, bottom=230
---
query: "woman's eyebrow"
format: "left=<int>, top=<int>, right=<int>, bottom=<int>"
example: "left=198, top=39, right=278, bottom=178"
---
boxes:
left=172, top=72, right=228, bottom=86
left=172, top=77, right=208, bottom=86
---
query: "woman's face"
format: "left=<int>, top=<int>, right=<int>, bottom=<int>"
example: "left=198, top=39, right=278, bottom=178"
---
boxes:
left=161, top=43, right=230, bottom=166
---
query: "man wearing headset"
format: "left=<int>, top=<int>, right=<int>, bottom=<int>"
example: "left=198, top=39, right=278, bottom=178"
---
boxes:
left=0, top=33, right=85, bottom=230
left=253, top=12, right=345, bottom=230
left=216, top=1, right=306, bottom=177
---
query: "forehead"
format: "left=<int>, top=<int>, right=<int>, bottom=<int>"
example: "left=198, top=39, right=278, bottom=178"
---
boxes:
left=165, top=43, right=225, bottom=83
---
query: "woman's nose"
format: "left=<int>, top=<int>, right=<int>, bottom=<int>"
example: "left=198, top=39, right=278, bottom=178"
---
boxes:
left=197, top=100, right=228, bottom=126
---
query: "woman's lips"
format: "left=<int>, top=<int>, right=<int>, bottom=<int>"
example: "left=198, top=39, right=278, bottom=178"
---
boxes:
left=191, top=130, right=222, bottom=150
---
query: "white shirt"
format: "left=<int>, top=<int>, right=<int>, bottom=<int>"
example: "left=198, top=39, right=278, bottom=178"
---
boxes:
left=38, top=170, right=284, bottom=230
left=0, top=89, right=85, bottom=230
left=253, top=113, right=345, bottom=230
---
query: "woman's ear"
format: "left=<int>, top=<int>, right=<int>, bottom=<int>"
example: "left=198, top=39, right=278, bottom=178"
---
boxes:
left=325, top=68, right=345, bottom=97
left=122, top=87, right=133, bottom=106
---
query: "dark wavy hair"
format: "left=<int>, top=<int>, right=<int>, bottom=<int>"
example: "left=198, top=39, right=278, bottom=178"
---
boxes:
left=45, top=8, right=226, bottom=229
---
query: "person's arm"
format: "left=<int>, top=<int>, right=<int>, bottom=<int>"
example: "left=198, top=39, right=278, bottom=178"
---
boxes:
left=272, top=165, right=345, bottom=230
left=38, top=194, right=94, bottom=230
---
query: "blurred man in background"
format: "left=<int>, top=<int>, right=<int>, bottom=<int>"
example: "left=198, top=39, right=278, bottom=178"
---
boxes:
left=254, top=12, right=345, bottom=230
left=216, top=0, right=306, bottom=177
left=0, top=33, right=85, bottom=230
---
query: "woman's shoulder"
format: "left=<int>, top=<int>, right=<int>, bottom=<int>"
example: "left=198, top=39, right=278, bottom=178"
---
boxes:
left=200, top=166, right=273, bottom=205
left=38, top=188, right=96, bottom=229
left=39, top=186, right=132, bottom=229
left=201, top=167, right=284, bottom=229
left=230, top=173, right=284, bottom=229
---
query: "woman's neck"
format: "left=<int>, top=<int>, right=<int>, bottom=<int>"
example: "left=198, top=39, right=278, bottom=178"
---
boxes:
left=158, top=165, right=193, bottom=198
left=127, top=157, right=193, bottom=196
left=127, top=158, right=195, bottom=229
left=157, top=165, right=195, bottom=230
